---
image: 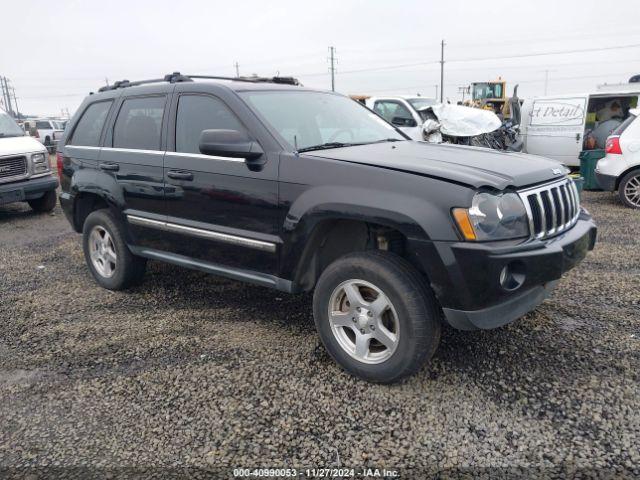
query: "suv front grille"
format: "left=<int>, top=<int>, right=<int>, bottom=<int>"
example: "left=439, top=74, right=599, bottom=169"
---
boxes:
left=0, top=155, right=28, bottom=181
left=518, top=178, right=580, bottom=240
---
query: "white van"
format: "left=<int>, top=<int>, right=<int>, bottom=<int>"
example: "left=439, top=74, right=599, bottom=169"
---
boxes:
left=521, top=88, right=640, bottom=166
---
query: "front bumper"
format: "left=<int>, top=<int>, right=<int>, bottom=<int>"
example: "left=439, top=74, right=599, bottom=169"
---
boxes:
left=410, top=211, right=597, bottom=330
left=0, top=175, right=58, bottom=205
left=595, top=171, right=617, bottom=192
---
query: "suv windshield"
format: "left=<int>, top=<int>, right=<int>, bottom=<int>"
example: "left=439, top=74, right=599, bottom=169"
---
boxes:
left=240, top=91, right=405, bottom=151
left=0, top=112, right=25, bottom=137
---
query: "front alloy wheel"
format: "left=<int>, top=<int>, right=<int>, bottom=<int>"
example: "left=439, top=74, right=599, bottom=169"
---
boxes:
left=328, top=279, right=399, bottom=364
left=313, top=251, right=441, bottom=383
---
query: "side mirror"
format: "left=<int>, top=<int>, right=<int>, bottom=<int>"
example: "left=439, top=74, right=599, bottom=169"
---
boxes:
left=199, top=129, right=264, bottom=160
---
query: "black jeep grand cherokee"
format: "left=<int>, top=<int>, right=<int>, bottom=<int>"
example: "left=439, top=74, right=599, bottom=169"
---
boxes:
left=58, top=72, right=596, bottom=383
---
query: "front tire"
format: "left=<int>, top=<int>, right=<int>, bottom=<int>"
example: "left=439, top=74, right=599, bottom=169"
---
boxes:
left=618, top=169, right=640, bottom=209
left=82, top=209, right=147, bottom=290
left=27, top=190, right=56, bottom=212
left=313, top=251, right=441, bottom=383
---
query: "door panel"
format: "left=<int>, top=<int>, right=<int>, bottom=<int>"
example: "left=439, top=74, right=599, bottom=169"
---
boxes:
left=99, top=148, right=167, bottom=249
left=105, top=93, right=169, bottom=249
left=163, top=152, right=279, bottom=273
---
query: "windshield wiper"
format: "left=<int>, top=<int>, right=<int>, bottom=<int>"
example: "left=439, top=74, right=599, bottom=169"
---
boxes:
left=370, top=138, right=403, bottom=143
left=0, top=133, right=25, bottom=138
left=297, top=138, right=403, bottom=153
left=296, top=142, right=358, bottom=153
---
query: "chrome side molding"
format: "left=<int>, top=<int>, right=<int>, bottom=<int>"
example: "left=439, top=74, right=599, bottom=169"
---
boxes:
left=126, top=214, right=276, bottom=253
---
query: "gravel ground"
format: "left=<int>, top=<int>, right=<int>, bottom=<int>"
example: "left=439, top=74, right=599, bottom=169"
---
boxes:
left=0, top=189, right=638, bottom=479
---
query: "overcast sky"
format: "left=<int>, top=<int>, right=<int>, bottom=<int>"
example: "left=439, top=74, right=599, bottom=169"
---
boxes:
left=3, top=0, right=640, bottom=117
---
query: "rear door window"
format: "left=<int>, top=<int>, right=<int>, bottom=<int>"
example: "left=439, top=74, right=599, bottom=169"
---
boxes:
left=113, top=96, right=166, bottom=150
left=69, top=101, right=113, bottom=147
left=612, top=114, right=636, bottom=136
left=175, top=94, right=245, bottom=154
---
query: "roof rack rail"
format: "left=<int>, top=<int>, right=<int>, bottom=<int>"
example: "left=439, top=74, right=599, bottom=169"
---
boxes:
left=97, top=72, right=301, bottom=93
left=97, top=71, right=193, bottom=92
left=186, top=74, right=301, bottom=86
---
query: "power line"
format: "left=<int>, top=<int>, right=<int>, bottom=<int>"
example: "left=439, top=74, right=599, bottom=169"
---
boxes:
left=298, top=42, right=640, bottom=78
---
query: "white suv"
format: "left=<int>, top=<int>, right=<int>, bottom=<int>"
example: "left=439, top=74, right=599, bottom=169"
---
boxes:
left=595, top=109, right=640, bottom=208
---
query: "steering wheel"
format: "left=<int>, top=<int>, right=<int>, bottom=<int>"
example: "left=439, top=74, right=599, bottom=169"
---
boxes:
left=328, top=129, right=354, bottom=143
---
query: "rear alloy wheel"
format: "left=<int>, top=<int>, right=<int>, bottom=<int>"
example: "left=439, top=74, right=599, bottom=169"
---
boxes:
left=313, top=251, right=441, bottom=383
left=88, top=226, right=117, bottom=278
left=82, top=209, right=147, bottom=290
left=618, top=169, right=640, bottom=209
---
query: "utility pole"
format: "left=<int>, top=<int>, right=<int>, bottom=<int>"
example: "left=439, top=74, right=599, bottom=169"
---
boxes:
left=105, top=77, right=109, bottom=87
left=328, top=46, right=337, bottom=92
left=0, top=77, right=7, bottom=113
left=1, top=77, right=14, bottom=117
left=439, top=40, right=445, bottom=103
left=10, top=85, right=19, bottom=118
left=234, top=61, right=240, bottom=77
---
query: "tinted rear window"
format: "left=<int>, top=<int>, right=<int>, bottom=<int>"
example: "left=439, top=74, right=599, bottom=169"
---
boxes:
left=69, top=101, right=112, bottom=147
left=113, top=96, right=165, bottom=150
left=612, top=114, right=636, bottom=136
left=36, top=121, right=51, bottom=129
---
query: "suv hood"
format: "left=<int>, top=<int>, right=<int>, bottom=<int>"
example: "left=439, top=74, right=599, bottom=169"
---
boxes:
left=308, top=141, right=567, bottom=190
left=0, top=135, right=47, bottom=157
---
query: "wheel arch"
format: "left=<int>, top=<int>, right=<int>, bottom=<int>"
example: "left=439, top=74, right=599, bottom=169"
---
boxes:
left=615, top=165, right=640, bottom=190
left=281, top=205, right=431, bottom=293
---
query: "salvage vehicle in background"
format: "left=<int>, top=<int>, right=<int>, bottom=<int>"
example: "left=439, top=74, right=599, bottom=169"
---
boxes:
left=363, top=95, right=438, bottom=140
left=595, top=109, right=640, bottom=208
left=520, top=79, right=640, bottom=166
left=0, top=110, right=58, bottom=212
left=57, top=72, right=596, bottom=383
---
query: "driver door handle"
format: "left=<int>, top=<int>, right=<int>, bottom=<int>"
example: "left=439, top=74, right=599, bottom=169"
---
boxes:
left=167, top=170, right=194, bottom=181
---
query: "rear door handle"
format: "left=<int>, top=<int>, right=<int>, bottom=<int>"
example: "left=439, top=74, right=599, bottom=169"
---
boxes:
left=167, top=170, right=194, bottom=181
left=99, top=162, right=119, bottom=171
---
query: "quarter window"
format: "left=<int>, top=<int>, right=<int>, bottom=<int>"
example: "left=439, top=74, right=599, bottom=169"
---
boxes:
left=113, top=96, right=166, bottom=150
left=176, top=94, right=245, bottom=154
left=69, top=101, right=113, bottom=147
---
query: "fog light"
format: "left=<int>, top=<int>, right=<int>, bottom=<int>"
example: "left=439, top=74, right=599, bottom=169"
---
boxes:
left=499, top=261, right=525, bottom=291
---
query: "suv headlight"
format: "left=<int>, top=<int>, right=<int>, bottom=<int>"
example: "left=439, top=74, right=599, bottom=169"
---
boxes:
left=453, top=192, right=529, bottom=241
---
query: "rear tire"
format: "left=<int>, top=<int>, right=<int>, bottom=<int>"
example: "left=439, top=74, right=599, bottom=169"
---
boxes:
left=27, top=190, right=56, bottom=212
left=313, top=251, right=441, bottom=383
left=82, top=209, right=147, bottom=290
left=618, top=169, right=640, bottom=209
